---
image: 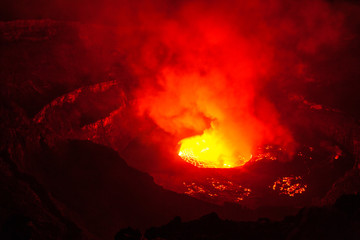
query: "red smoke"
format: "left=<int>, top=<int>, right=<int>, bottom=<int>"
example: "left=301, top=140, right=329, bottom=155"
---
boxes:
left=112, top=0, right=345, bottom=165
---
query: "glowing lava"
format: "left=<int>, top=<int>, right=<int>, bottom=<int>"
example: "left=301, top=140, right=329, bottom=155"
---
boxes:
left=272, top=176, right=307, bottom=197
left=178, top=127, right=251, bottom=168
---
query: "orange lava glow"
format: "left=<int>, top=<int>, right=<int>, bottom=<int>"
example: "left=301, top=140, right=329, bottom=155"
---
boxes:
left=183, top=177, right=251, bottom=203
left=272, top=176, right=307, bottom=197
left=178, top=127, right=252, bottom=168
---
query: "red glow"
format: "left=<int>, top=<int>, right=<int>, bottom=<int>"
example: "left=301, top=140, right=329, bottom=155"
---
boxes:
left=129, top=1, right=343, bottom=167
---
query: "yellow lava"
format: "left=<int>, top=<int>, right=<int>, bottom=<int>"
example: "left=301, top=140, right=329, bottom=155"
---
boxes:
left=178, top=129, right=251, bottom=168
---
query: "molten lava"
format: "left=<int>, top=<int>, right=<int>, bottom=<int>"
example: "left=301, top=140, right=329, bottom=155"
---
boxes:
left=183, top=178, right=252, bottom=204
left=272, top=176, right=307, bottom=197
left=178, top=127, right=252, bottom=168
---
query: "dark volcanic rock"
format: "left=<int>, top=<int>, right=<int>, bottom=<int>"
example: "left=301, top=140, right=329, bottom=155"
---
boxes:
left=143, top=194, right=360, bottom=240
left=0, top=20, right=133, bottom=118
left=0, top=151, right=87, bottom=239
left=114, top=227, right=142, bottom=240
left=28, top=139, right=219, bottom=239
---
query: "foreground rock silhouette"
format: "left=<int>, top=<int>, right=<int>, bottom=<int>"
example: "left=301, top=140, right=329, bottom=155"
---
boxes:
left=137, top=194, right=360, bottom=240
